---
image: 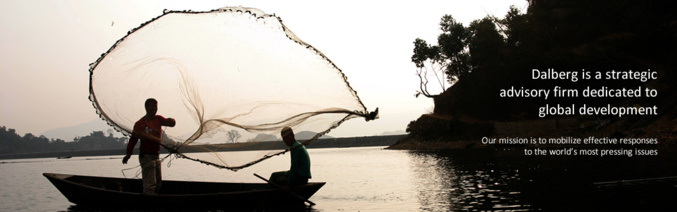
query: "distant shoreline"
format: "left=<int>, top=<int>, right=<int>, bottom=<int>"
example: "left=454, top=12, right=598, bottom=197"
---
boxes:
left=0, top=135, right=406, bottom=160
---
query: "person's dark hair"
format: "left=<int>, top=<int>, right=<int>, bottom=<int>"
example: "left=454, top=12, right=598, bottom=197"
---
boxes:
left=145, top=98, right=157, bottom=107
left=281, top=127, right=294, bottom=137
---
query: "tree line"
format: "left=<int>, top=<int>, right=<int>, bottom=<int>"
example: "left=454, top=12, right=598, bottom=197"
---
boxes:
left=0, top=126, right=127, bottom=154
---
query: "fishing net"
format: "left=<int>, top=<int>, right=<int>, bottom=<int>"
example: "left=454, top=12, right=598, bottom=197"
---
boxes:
left=89, top=7, right=378, bottom=171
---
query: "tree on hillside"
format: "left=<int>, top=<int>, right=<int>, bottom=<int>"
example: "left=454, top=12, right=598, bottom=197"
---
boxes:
left=408, top=0, right=676, bottom=124
left=411, top=15, right=471, bottom=98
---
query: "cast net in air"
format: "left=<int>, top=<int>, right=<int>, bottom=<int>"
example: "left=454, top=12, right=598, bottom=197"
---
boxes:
left=89, top=7, right=378, bottom=171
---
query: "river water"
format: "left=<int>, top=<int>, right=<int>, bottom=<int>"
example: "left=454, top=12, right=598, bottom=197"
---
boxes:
left=1, top=146, right=676, bottom=211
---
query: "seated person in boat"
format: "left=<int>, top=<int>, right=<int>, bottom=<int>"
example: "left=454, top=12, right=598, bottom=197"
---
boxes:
left=278, top=127, right=312, bottom=189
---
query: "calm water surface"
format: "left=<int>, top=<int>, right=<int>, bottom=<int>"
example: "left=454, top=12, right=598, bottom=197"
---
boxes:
left=1, top=146, right=676, bottom=211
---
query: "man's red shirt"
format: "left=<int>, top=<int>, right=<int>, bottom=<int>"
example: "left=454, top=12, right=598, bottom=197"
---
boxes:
left=126, top=115, right=169, bottom=155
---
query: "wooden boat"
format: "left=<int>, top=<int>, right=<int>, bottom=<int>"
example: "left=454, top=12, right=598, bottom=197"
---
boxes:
left=43, top=172, right=325, bottom=209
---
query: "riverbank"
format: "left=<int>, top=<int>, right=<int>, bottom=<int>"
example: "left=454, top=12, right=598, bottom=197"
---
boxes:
left=0, top=135, right=405, bottom=160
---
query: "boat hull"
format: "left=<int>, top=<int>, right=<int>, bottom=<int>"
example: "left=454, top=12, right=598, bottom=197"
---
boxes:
left=44, top=173, right=324, bottom=209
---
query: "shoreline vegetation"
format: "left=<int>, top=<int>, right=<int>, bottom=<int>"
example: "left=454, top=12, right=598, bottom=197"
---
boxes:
left=0, top=135, right=406, bottom=160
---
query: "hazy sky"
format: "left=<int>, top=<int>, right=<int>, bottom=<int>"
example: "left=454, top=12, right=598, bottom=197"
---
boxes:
left=0, top=0, right=526, bottom=138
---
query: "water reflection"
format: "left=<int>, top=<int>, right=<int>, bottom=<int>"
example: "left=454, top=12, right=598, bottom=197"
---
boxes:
left=409, top=149, right=529, bottom=211
left=408, top=148, right=677, bottom=211
left=408, top=152, right=453, bottom=211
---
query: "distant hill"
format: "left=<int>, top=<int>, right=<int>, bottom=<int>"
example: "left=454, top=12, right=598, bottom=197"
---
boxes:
left=296, top=131, right=334, bottom=140
left=41, top=119, right=123, bottom=141
left=252, top=133, right=277, bottom=142
left=380, top=130, right=406, bottom=136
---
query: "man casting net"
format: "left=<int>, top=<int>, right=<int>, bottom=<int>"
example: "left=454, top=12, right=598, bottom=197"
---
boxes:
left=89, top=7, right=378, bottom=171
